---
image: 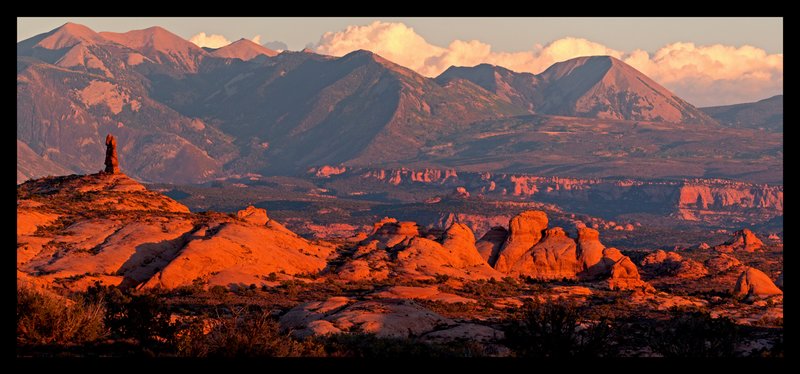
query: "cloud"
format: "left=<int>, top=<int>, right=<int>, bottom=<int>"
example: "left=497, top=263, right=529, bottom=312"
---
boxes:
left=251, top=35, right=262, bottom=45
left=264, top=40, right=288, bottom=51
left=315, top=21, right=782, bottom=106
left=623, top=43, right=783, bottom=106
left=189, top=32, right=231, bottom=49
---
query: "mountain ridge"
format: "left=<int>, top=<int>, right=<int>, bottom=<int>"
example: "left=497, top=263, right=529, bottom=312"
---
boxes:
left=17, top=23, right=780, bottom=185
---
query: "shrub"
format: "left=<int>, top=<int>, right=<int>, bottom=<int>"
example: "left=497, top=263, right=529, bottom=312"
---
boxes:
left=209, top=285, right=228, bottom=296
left=17, top=285, right=106, bottom=345
left=504, top=299, right=613, bottom=357
left=85, top=283, right=174, bottom=346
left=176, top=307, right=324, bottom=357
left=649, top=309, right=738, bottom=357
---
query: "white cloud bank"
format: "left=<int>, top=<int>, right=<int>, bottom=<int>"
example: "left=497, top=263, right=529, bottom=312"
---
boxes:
left=189, top=32, right=231, bottom=49
left=315, top=21, right=782, bottom=106
left=190, top=33, right=266, bottom=49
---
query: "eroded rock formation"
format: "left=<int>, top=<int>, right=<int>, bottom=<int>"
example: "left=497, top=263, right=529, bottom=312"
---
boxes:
left=733, top=267, right=783, bottom=299
left=104, top=134, right=120, bottom=174
left=715, top=229, right=764, bottom=253
left=640, top=250, right=709, bottom=279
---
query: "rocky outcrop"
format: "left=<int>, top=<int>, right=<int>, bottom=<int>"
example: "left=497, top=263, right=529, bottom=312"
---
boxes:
left=475, top=226, right=508, bottom=265
left=640, top=250, right=708, bottom=279
left=339, top=220, right=501, bottom=281
left=280, top=297, right=454, bottom=338
left=451, top=186, right=470, bottom=199
left=775, top=273, right=783, bottom=289
left=361, top=168, right=459, bottom=186
left=436, top=213, right=510, bottom=240
left=714, top=229, right=764, bottom=253
left=236, top=205, right=268, bottom=225
left=474, top=211, right=651, bottom=290
left=369, top=220, right=420, bottom=248
left=393, top=223, right=502, bottom=280
left=503, top=227, right=581, bottom=279
left=733, top=267, right=783, bottom=299
left=357, top=168, right=782, bottom=227
left=310, top=165, right=347, bottom=178
left=493, top=211, right=548, bottom=273
left=704, top=253, right=743, bottom=273
left=576, top=228, right=607, bottom=278
left=17, top=173, right=334, bottom=291
left=600, top=247, right=652, bottom=291
left=104, top=134, right=120, bottom=174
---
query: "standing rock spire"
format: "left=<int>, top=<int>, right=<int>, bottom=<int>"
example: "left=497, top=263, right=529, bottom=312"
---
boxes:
left=104, top=134, right=120, bottom=174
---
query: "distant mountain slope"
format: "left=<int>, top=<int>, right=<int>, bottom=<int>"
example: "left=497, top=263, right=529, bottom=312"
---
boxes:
left=438, top=56, right=718, bottom=125
left=100, top=26, right=208, bottom=74
left=17, top=23, right=779, bottom=184
left=17, top=24, right=239, bottom=184
left=152, top=49, right=525, bottom=174
left=436, top=64, right=541, bottom=112
left=701, top=95, right=782, bottom=132
left=537, top=56, right=717, bottom=124
left=207, top=38, right=278, bottom=60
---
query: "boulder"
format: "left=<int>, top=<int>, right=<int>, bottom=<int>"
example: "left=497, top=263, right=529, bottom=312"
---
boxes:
left=236, top=205, right=268, bottom=225
left=640, top=250, right=683, bottom=266
left=704, top=253, right=742, bottom=273
left=280, top=298, right=454, bottom=339
left=733, top=267, right=783, bottom=299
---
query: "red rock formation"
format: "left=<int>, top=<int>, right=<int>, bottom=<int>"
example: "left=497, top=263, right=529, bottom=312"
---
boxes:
left=704, top=253, right=742, bottom=273
left=476, top=226, right=508, bottom=265
left=368, top=220, right=420, bottom=248
left=714, top=229, right=764, bottom=252
left=601, top=248, right=652, bottom=291
left=639, top=250, right=707, bottom=279
left=104, top=134, right=120, bottom=174
left=436, top=212, right=510, bottom=240
left=312, top=165, right=348, bottom=178
left=236, top=205, right=268, bottom=225
left=510, top=227, right=580, bottom=279
left=493, top=211, right=548, bottom=273
left=452, top=186, right=470, bottom=199
left=576, top=228, right=606, bottom=278
left=733, top=267, right=783, bottom=299
left=346, top=219, right=501, bottom=281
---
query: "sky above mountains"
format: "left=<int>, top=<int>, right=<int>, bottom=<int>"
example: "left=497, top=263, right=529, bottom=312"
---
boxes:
left=17, top=17, right=782, bottom=106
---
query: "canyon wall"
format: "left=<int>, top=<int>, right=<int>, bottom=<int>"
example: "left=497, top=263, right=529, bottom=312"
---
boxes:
left=317, top=166, right=782, bottom=226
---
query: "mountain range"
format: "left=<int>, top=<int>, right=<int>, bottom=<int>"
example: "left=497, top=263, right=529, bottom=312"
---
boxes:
left=17, top=23, right=782, bottom=184
left=701, top=95, right=783, bottom=132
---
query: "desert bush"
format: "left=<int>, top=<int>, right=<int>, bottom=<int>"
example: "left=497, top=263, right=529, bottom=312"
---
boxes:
left=85, top=283, right=174, bottom=346
left=460, top=278, right=521, bottom=298
left=209, top=285, right=228, bottom=296
left=17, top=285, right=106, bottom=345
left=504, top=299, right=614, bottom=357
left=648, top=309, right=738, bottom=357
left=176, top=307, right=324, bottom=357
